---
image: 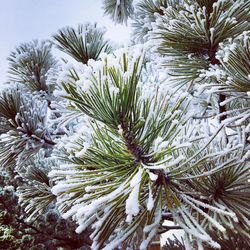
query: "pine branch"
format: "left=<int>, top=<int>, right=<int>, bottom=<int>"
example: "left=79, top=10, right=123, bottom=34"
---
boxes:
left=53, top=23, right=112, bottom=64
left=132, top=0, right=168, bottom=42
left=103, top=0, right=134, bottom=24
left=49, top=49, right=247, bottom=249
left=120, top=118, right=149, bottom=164
left=7, top=40, right=58, bottom=93
left=0, top=89, right=55, bottom=169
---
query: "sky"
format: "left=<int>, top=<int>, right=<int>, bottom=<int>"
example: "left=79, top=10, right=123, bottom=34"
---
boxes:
left=0, top=0, right=131, bottom=84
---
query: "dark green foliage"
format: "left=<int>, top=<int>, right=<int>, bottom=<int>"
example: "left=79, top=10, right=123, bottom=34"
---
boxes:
left=17, top=164, right=56, bottom=219
left=61, top=53, right=145, bottom=128
left=0, top=167, right=92, bottom=250
left=0, top=89, right=21, bottom=134
left=53, top=23, right=112, bottom=64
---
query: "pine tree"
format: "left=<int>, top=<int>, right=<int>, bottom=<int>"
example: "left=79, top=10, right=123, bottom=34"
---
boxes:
left=0, top=1, right=249, bottom=250
left=0, top=40, right=92, bottom=249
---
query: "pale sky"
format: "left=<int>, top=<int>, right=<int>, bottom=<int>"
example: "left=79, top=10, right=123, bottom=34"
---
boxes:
left=0, top=0, right=131, bottom=84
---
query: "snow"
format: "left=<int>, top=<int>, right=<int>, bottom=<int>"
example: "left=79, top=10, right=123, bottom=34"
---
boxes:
left=125, top=184, right=140, bottom=223
left=147, top=185, right=154, bottom=211
left=117, top=124, right=123, bottom=135
left=125, top=168, right=143, bottom=223
left=3, top=1, right=248, bottom=249
left=140, top=228, right=157, bottom=250
left=147, top=171, right=158, bottom=181
left=143, top=155, right=185, bottom=170
left=74, top=142, right=90, bottom=157
left=51, top=183, right=81, bottom=195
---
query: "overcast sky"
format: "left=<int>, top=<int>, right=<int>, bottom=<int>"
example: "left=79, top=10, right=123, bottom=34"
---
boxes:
left=0, top=0, right=131, bottom=84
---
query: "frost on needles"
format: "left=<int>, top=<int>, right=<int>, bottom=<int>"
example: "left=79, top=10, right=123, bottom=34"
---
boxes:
left=0, top=0, right=249, bottom=250
left=49, top=45, right=248, bottom=249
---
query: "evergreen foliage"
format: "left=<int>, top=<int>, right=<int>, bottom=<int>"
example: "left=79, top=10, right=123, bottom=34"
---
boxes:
left=103, top=0, right=134, bottom=24
left=17, top=151, right=56, bottom=220
left=0, top=89, right=53, bottom=168
left=0, top=38, right=92, bottom=249
left=53, top=23, right=112, bottom=64
left=0, top=173, right=92, bottom=250
left=216, top=31, right=250, bottom=92
left=8, top=40, right=57, bottom=93
left=0, top=1, right=249, bottom=250
left=152, top=0, right=250, bottom=88
left=132, top=0, right=168, bottom=42
left=50, top=49, right=194, bottom=249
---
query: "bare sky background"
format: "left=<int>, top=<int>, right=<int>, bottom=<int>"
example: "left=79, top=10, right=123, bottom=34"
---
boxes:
left=0, top=0, right=131, bottom=84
